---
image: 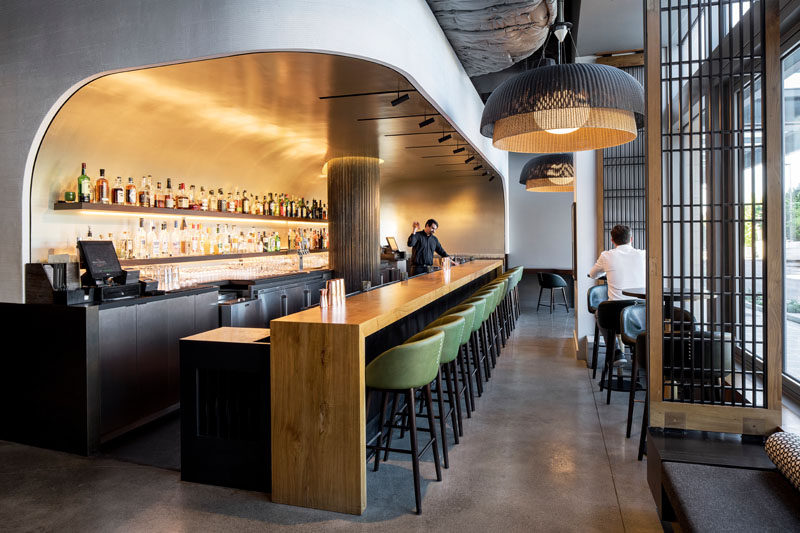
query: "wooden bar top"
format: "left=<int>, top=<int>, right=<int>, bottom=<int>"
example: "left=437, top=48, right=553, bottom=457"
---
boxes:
left=182, top=327, right=269, bottom=344
left=271, top=259, right=502, bottom=336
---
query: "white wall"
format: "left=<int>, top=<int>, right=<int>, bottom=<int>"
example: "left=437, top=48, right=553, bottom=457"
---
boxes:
left=573, top=150, right=599, bottom=359
left=507, top=152, right=573, bottom=268
left=0, top=0, right=509, bottom=302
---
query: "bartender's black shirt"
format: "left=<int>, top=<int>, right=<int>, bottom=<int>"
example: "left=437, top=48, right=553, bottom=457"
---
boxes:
left=407, top=231, right=448, bottom=267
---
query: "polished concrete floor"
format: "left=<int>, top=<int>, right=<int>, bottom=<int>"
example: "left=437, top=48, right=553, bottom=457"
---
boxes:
left=0, top=278, right=661, bottom=531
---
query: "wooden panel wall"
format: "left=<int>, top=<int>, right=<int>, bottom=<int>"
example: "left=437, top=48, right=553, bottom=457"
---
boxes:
left=328, top=156, right=381, bottom=293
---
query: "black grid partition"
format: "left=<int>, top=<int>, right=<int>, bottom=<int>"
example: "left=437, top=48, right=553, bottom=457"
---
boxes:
left=603, top=66, right=646, bottom=251
left=659, top=0, right=765, bottom=407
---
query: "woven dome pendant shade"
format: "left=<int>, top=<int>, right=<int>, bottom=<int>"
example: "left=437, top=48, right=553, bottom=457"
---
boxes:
left=519, top=153, right=574, bottom=192
left=481, top=63, right=644, bottom=153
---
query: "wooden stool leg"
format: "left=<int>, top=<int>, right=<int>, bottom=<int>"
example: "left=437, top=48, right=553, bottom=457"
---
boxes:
left=383, top=392, right=400, bottom=461
left=435, top=371, right=449, bottom=468
left=550, top=288, right=554, bottom=314
left=374, top=391, right=389, bottom=471
left=591, top=321, right=600, bottom=378
left=424, top=384, right=443, bottom=482
left=626, top=353, right=639, bottom=438
left=638, top=389, right=648, bottom=461
left=459, top=345, right=474, bottom=415
left=446, top=362, right=463, bottom=438
left=470, top=334, right=484, bottom=395
left=407, top=389, right=423, bottom=515
left=536, top=286, right=543, bottom=311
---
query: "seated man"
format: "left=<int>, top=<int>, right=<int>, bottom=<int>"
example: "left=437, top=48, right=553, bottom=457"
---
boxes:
left=588, top=225, right=646, bottom=365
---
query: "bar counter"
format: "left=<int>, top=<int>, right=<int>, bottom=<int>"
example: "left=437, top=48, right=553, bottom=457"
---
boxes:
left=270, top=259, right=503, bottom=514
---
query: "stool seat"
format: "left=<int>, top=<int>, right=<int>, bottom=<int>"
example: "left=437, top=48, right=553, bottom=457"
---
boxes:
left=366, top=329, right=443, bottom=391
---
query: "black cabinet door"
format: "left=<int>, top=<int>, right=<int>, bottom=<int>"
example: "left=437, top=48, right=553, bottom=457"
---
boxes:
left=283, top=284, right=305, bottom=315
left=167, top=296, right=195, bottom=406
left=98, top=305, right=138, bottom=437
left=194, top=290, right=219, bottom=333
left=136, top=299, right=170, bottom=415
left=258, top=290, right=282, bottom=325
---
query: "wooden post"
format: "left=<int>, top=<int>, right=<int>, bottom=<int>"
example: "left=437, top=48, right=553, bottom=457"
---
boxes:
left=327, top=156, right=381, bottom=293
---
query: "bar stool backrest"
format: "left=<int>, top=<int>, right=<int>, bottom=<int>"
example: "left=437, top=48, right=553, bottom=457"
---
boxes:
left=442, top=304, right=476, bottom=345
left=461, top=296, right=489, bottom=327
left=620, top=303, right=646, bottom=346
left=410, top=315, right=465, bottom=364
left=596, top=299, right=637, bottom=332
left=587, top=284, right=608, bottom=314
left=539, top=272, right=567, bottom=288
left=365, top=329, right=444, bottom=390
left=472, top=288, right=499, bottom=313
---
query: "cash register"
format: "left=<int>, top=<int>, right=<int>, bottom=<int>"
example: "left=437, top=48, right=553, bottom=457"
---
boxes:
left=78, top=240, right=142, bottom=302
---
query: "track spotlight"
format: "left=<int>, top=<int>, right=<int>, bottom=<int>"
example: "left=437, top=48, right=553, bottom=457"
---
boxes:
left=453, top=146, right=465, bottom=154
left=488, top=175, right=495, bottom=182
left=438, top=134, right=452, bottom=143
left=419, top=116, right=435, bottom=128
left=473, top=165, right=483, bottom=171
left=482, top=171, right=489, bottom=175
left=391, top=93, right=409, bottom=106
left=464, top=156, right=475, bottom=164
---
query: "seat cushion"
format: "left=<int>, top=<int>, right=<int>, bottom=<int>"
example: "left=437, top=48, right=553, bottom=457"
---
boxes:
left=662, top=462, right=800, bottom=531
left=766, top=432, right=800, bottom=491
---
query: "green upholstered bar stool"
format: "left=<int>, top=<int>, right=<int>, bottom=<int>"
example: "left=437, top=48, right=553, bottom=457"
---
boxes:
left=461, top=294, right=492, bottom=394
left=507, top=267, right=523, bottom=322
left=487, top=278, right=510, bottom=347
left=473, top=282, right=505, bottom=367
left=436, top=305, right=476, bottom=428
left=492, top=274, right=514, bottom=335
left=366, top=329, right=444, bottom=515
left=400, top=314, right=465, bottom=470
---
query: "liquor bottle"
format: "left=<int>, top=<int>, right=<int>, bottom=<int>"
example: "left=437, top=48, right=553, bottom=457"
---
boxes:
left=203, top=228, right=212, bottom=255
left=200, top=186, right=208, bottom=211
left=176, top=183, right=189, bottom=209
left=147, top=222, right=159, bottom=258
left=77, top=163, right=92, bottom=203
left=165, top=178, right=175, bottom=209
left=138, top=176, right=150, bottom=207
left=275, top=231, right=281, bottom=250
left=135, top=218, right=147, bottom=258
left=323, top=203, right=328, bottom=220
left=241, top=191, right=250, bottom=215
left=170, top=221, right=181, bottom=256
left=160, top=222, right=170, bottom=257
left=217, top=188, right=226, bottom=212
left=95, top=168, right=109, bottom=204
left=232, top=188, right=240, bottom=213
left=180, top=219, right=190, bottom=255
left=227, top=192, right=235, bottom=213
left=155, top=181, right=164, bottom=208
left=111, top=176, right=125, bottom=204
left=125, top=177, right=137, bottom=206
left=277, top=195, right=284, bottom=217
left=214, top=225, right=222, bottom=255
left=189, top=185, right=197, bottom=208
left=191, top=224, right=199, bottom=254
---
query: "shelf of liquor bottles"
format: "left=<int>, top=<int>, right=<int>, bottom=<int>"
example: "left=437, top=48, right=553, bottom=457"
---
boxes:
left=53, top=202, right=329, bottom=225
left=118, top=248, right=328, bottom=267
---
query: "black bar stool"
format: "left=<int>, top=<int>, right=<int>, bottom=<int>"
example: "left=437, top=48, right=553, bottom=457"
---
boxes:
left=587, top=284, right=609, bottom=379
left=596, top=299, right=637, bottom=403
left=620, top=303, right=646, bottom=437
left=536, top=272, right=569, bottom=313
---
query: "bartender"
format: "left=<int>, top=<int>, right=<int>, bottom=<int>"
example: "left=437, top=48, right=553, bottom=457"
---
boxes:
left=407, top=219, right=449, bottom=276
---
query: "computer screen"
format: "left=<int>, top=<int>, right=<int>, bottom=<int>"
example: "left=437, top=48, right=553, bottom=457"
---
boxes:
left=78, top=240, right=123, bottom=280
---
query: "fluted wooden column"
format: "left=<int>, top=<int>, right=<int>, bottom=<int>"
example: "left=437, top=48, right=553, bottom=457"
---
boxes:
left=327, top=156, right=380, bottom=293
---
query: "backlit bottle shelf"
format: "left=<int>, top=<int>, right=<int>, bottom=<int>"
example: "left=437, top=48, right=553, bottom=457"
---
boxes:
left=53, top=202, right=329, bottom=225
left=119, top=249, right=328, bottom=267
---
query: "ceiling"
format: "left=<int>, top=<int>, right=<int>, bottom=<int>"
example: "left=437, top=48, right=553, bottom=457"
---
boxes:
left=34, top=52, right=503, bottom=200
left=577, top=0, right=643, bottom=55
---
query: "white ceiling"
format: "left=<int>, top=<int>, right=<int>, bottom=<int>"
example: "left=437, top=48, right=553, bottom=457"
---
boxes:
left=578, top=0, right=644, bottom=56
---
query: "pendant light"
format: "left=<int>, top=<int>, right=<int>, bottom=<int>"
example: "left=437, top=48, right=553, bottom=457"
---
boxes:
left=520, top=153, right=574, bottom=192
left=480, top=1, right=644, bottom=153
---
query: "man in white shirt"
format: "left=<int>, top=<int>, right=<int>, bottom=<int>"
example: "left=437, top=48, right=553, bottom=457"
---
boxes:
left=589, top=225, right=646, bottom=364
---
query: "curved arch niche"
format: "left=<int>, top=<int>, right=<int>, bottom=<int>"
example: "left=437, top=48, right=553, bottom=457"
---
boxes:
left=30, top=52, right=506, bottom=263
